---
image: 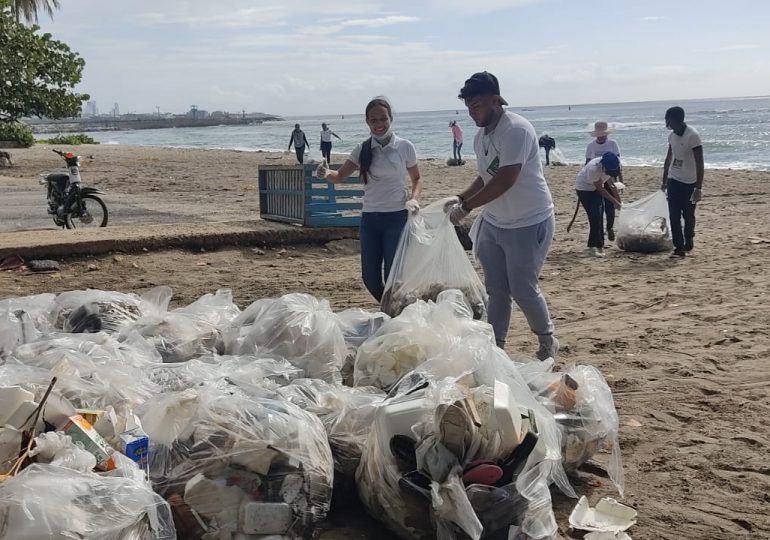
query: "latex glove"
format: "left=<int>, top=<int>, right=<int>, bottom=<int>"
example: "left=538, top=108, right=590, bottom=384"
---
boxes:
left=405, top=199, right=420, bottom=215
left=447, top=202, right=470, bottom=225
left=314, top=160, right=330, bottom=179
left=690, top=188, right=702, bottom=203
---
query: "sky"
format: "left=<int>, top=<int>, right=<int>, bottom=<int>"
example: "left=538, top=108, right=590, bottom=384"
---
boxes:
left=35, top=0, right=770, bottom=116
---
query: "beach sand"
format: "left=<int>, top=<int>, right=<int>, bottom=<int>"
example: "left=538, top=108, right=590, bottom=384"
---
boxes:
left=1, top=144, right=769, bottom=539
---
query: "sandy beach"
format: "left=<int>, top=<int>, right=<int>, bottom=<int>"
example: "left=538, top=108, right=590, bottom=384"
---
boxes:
left=1, top=144, right=769, bottom=539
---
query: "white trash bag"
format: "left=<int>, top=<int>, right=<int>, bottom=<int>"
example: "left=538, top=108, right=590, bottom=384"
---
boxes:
left=381, top=198, right=487, bottom=320
left=616, top=190, right=673, bottom=253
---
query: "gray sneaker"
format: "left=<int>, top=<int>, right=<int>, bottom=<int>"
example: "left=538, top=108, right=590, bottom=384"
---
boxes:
left=536, top=336, right=560, bottom=361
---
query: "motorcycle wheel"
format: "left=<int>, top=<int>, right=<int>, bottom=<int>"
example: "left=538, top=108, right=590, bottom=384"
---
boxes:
left=52, top=215, right=66, bottom=228
left=65, top=194, right=109, bottom=229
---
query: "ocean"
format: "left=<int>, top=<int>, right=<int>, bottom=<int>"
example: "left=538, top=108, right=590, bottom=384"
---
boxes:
left=74, top=96, right=770, bottom=171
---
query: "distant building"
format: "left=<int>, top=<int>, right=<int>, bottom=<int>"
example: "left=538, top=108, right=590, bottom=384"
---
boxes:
left=82, top=101, right=98, bottom=117
left=112, top=103, right=120, bottom=117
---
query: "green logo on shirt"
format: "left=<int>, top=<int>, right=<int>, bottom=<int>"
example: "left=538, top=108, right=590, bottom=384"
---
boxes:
left=486, top=156, right=500, bottom=176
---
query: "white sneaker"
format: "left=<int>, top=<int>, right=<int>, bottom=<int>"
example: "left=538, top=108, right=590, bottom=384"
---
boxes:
left=589, top=247, right=605, bottom=258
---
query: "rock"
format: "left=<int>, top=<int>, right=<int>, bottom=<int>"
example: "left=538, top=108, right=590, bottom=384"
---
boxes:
left=252, top=248, right=266, bottom=255
left=87, top=264, right=99, bottom=272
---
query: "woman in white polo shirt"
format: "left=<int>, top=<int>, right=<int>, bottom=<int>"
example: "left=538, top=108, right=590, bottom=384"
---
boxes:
left=315, top=97, right=422, bottom=301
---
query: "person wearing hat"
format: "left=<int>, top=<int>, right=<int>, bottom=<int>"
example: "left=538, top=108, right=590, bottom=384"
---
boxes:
left=575, top=152, right=623, bottom=257
left=586, top=121, right=623, bottom=241
left=449, top=120, right=464, bottom=162
left=445, top=71, right=559, bottom=361
left=320, top=123, right=342, bottom=164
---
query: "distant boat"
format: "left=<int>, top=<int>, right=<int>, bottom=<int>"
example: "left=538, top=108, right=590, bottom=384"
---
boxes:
left=522, top=108, right=535, bottom=111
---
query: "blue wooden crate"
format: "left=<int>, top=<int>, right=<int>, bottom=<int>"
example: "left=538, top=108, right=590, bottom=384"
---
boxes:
left=258, top=163, right=363, bottom=227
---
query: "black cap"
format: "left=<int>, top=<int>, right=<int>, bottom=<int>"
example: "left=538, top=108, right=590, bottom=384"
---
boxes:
left=458, top=71, right=508, bottom=105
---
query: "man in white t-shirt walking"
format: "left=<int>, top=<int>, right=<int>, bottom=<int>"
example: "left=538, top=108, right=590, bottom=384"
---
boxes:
left=320, top=123, right=342, bottom=164
left=585, top=121, right=623, bottom=241
left=661, top=106, right=704, bottom=257
left=445, top=71, right=558, bottom=360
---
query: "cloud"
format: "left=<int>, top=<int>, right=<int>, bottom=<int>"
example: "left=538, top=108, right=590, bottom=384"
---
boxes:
left=429, top=0, right=541, bottom=13
left=642, top=16, right=664, bottom=21
left=299, top=15, right=419, bottom=36
left=695, top=44, right=759, bottom=53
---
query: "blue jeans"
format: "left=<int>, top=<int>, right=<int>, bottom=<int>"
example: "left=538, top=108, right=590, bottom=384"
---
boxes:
left=476, top=215, right=555, bottom=347
left=453, top=140, right=463, bottom=160
left=666, top=178, right=697, bottom=251
left=360, top=210, right=408, bottom=301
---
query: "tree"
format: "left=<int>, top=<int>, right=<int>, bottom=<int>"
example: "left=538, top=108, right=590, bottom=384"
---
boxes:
left=11, top=0, right=60, bottom=23
left=0, top=2, right=89, bottom=122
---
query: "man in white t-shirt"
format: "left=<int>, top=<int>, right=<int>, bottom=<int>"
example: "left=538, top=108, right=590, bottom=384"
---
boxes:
left=585, top=121, right=623, bottom=241
left=445, top=71, right=558, bottom=360
left=661, top=106, right=704, bottom=257
left=319, top=123, right=342, bottom=164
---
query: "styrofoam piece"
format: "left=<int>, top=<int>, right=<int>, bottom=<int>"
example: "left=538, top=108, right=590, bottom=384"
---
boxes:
left=492, top=380, right=522, bottom=455
left=239, top=502, right=293, bottom=535
left=585, top=532, right=633, bottom=540
left=43, top=391, right=77, bottom=428
left=5, top=400, right=38, bottom=430
left=184, top=473, right=246, bottom=519
left=375, top=393, right=431, bottom=442
left=0, top=386, right=34, bottom=425
left=569, top=496, right=637, bottom=533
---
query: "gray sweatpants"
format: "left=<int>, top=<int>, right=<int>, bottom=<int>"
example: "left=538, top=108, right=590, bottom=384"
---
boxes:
left=476, top=215, right=555, bottom=347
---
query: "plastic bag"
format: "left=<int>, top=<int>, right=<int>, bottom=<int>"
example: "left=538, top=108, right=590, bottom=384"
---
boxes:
left=357, top=335, right=568, bottom=540
left=139, top=385, right=334, bottom=539
left=354, top=290, right=494, bottom=391
left=381, top=198, right=487, bottom=320
left=616, top=190, right=673, bottom=253
left=224, top=293, right=347, bottom=383
left=527, top=364, right=624, bottom=496
left=336, top=308, right=390, bottom=385
left=51, top=288, right=163, bottom=334
left=29, top=431, right=97, bottom=472
left=276, top=378, right=386, bottom=476
left=0, top=463, right=176, bottom=539
left=0, top=293, right=56, bottom=357
left=131, top=289, right=240, bottom=363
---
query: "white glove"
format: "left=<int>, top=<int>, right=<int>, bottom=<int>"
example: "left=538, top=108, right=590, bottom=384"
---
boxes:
left=449, top=204, right=470, bottom=225
left=405, top=199, right=420, bottom=215
left=690, top=188, right=702, bottom=203
left=314, top=159, right=330, bottom=179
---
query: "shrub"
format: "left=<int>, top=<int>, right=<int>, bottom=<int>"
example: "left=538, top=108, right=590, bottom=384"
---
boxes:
left=37, top=133, right=99, bottom=145
left=0, top=122, right=35, bottom=147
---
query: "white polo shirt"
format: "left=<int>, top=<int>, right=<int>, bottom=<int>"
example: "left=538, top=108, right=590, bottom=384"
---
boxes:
left=348, top=134, right=417, bottom=213
left=473, top=111, right=554, bottom=229
left=575, top=157, right=611, bottom=191
left=668, top=126, right=702, bottom=184
left=586, top=139, right=620, bottom=160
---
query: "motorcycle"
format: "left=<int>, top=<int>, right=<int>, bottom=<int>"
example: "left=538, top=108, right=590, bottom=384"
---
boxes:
left=40, top=149, right=109, bottom=229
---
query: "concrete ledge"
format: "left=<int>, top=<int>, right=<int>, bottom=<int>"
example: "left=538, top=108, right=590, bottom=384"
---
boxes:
left=0, top=220, right=359, bottom=260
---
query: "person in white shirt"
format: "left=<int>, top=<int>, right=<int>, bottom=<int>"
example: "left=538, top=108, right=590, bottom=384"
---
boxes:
left=319, top=123, right=342, bottom=164
left=315, top=97, right=422, bottom=301
left=287, top=124, right=309, bottom=164
left=575, top=153, right=623, bottom=257
left=585, top=121, right=623, bottom=241
left=445, top=71, right=558, bottom=360
left=661, top=106, right=704, bottom=257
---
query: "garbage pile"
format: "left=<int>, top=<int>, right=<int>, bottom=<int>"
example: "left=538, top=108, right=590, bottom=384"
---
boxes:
left=0, top=285, right=625, bottom=539
left=616, top=190, right=674, bottom=253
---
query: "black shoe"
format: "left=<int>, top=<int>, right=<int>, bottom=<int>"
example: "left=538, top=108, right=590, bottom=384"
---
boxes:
left=607, top=229, right=615, bottom=241
left=685, top=239, right=694, bottom=252
left=671, top=249, right=686, bottom=258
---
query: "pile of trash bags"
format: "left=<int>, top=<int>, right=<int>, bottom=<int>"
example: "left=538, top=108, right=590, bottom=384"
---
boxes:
left=617, top=190, right=674, bottom=253
left=0, top=285, right=624, bottom=539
